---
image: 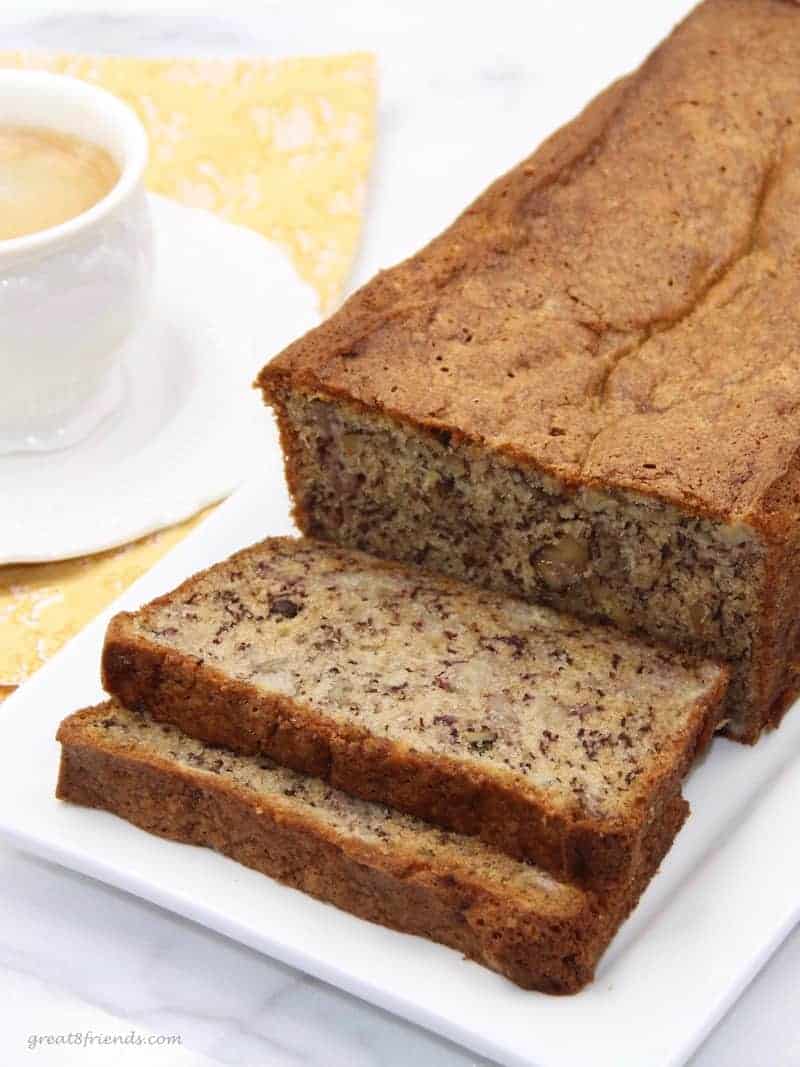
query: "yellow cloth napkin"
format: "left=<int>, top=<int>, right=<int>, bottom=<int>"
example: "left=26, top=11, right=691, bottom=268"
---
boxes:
left=0, top=50, right=376, bottom=695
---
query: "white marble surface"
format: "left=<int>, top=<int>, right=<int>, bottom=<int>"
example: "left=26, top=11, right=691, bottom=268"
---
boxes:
left=0, top=1, right=798, bottom=1064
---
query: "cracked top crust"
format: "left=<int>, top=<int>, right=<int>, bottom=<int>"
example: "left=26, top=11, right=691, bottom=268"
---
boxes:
left=260, top=0, right=800, bottom=533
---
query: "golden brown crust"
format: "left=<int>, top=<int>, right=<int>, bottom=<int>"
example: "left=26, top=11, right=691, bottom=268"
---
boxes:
left=56, top=702, right=687, bottom=993
left=100, top=538, right=727, bottom=891
left=258, top=0, right=800, bottom=539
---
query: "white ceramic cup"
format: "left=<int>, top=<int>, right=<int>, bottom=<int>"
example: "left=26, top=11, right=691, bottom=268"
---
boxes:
left=0, top=71, right=153, bottom=454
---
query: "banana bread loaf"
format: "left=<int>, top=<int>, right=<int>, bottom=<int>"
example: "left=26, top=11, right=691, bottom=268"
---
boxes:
left=102, top=537, right=726, bottom=890
left=258, top=0, right=800, bottom=743
left=56, top=701, right=687, bottom=993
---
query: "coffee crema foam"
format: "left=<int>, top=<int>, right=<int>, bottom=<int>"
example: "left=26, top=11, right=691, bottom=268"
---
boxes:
left=0, top=125, right=120, bottom=239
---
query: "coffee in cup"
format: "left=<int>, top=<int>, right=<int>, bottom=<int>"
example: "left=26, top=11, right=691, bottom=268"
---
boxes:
left=0, top=71, right=152, bottom=454
left=0, top=124, right=120, bottom=240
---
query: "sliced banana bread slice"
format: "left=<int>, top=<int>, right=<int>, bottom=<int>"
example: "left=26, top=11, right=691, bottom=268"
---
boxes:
left=102, top=537, right=727, bottom=890
left=56, top=701, right=687, bottom=993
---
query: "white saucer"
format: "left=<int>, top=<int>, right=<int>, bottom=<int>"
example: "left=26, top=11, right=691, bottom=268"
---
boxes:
left=0, top=194, right=319, bottom=564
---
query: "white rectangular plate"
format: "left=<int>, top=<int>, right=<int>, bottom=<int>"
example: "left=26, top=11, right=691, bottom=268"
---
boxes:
left=1, top=429, right=799, bottom=1067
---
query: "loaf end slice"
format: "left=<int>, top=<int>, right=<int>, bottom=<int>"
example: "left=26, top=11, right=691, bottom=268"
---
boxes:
left=56, top=701, right=687, bottom=994
left=102, top=536, right=727, bottom=891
